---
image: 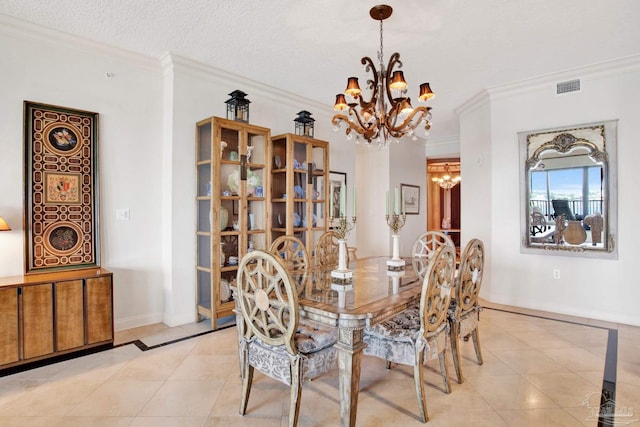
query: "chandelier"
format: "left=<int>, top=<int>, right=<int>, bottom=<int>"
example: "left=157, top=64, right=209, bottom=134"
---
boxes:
left=432, top=164, right=460, bottom=189
left=332, top=4, right=434, bottom=148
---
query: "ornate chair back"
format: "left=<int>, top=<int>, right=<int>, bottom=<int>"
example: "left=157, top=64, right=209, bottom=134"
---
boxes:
left=269, top=235, right=310, bottom=295
left=420, top=244, right=457, bottom=337
left=314, top=230, right=342, bottom=269
left=411, top=231, right=455, bottom=280
left=448, top=238, right=485, bottom=384
left=236, top=250, right=298, bottom=354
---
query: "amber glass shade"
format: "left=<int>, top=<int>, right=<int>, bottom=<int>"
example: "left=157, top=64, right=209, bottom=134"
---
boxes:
left=344, top=77, right=362, bottom=97
left=419, top=82, right=435, bottom=101
left=334, top=94, right=348, bottom=111
left=389, top=71, right=408, bottom=91
left=0, top=216, right=11, bottom=231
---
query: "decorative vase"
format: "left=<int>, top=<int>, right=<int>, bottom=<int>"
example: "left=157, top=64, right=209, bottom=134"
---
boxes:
left=220, top=242, right=225, bottom=267
left=220, top=206, right=229, bottom=231
left=564, top=220, right=587, bottom=245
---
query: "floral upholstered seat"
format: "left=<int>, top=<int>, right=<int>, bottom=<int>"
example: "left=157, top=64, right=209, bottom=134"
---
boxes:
left=235, top=250, right=338, bottom=427
left=363, top=245, right=456, bottom=423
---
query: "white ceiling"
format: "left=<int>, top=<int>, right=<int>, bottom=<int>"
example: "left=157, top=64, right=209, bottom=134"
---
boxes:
left=1, top=0, right=639, bottom=141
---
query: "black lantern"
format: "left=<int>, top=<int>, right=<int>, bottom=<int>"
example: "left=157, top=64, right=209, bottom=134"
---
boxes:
left=294, top=110, right=315, bottom=137
left=225, top=90, right=251, bottom=122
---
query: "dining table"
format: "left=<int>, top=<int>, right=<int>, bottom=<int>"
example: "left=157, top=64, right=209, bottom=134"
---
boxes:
left=296, top=256, right=423, bottom=427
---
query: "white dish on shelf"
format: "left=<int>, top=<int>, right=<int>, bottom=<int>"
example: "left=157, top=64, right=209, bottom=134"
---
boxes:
left=220, top=279, right=231, bottom=302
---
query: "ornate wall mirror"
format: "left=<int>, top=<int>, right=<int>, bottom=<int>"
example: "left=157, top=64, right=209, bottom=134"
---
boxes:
left=519, top=120, right=617, bottom=258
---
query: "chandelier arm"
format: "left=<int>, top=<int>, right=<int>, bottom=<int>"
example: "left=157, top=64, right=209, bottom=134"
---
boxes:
left=385, top=52, right=404, bottom=111
left=388, top=106, right=430, bottom=136
left=332, top=113, right=377, bottom=141
left=359, top=56, right=379, bottom=108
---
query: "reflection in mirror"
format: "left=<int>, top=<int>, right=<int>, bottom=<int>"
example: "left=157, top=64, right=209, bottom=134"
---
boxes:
left=519, top=121, right=617, bottom=258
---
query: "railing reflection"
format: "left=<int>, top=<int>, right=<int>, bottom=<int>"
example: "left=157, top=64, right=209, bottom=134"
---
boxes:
left=530, top=199, right=603, bottom=219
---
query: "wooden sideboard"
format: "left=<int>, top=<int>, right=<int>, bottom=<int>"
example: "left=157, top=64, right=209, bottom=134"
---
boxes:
left=0, top=268, right=113, bottom=371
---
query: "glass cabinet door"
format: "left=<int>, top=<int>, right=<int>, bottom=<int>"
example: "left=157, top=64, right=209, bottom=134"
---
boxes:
left=270, top=134, right=329, bottom=261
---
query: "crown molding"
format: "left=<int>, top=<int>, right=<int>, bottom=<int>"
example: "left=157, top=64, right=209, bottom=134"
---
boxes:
left=0, top=13, right=160, bottom=71
left=455, top=89, right=491, bottom=118
left=160, top=52, right=333, bottom=117
left=487, top=54, right=640, bottom=98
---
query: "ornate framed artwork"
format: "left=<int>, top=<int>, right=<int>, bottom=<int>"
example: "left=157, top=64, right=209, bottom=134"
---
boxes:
left=24, top=101, right=100, bottom=273
left=401, top=183, right=420, bottom=215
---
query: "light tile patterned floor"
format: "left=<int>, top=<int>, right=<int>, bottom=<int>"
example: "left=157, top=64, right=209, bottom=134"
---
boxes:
left=0, top=303, right=638, bottom=427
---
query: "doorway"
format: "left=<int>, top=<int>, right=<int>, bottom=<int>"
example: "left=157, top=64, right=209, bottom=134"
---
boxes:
left=426, top=158, right=461, bottom=247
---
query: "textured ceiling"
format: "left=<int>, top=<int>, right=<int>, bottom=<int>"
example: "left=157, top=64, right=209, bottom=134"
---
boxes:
left=1, top=0, right=639, bottom=141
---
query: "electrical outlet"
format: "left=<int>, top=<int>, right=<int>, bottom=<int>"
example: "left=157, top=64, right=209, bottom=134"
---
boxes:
left=553, top=269, right=560, bottom=280
left=116, top=208, right=130, bottom=220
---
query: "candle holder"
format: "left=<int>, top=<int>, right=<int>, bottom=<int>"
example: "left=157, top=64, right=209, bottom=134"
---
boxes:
left=330, top=214, right=356, bottom=281
left=330, top=214, right=357, bottom=240
left=386, top=213, right=407, bottom=270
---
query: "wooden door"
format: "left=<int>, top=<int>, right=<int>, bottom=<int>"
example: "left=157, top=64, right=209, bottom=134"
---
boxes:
left=22, top=283, right=54, bottom=360
left=0, top=287, right=19, bottom=365
left=55, top=280, right=84, bottom=351
left=86, top=276, right=113, bottom=344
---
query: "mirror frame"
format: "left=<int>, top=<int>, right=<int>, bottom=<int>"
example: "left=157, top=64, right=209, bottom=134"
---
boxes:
left=519, top=120, right=618, bottom=259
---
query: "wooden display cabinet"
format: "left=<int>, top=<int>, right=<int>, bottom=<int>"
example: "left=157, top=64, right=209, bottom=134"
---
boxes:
left=270, top=134, right=329, bottom=259
left=0, top=268, right=113, bottom=370
left=195, top=116, right=271, bottom=329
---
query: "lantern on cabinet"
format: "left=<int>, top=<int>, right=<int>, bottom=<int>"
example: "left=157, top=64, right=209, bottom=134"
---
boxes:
left=294, top=110, right=315, bottom=137
left=225, top=90, right=251, bottom=122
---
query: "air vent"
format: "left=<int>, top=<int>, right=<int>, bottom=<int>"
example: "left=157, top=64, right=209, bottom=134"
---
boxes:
left=556, top=79, right=581, bottom=95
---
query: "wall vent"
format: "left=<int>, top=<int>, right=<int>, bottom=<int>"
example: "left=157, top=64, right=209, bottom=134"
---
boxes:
left=556, top=79, right=581, bottom=95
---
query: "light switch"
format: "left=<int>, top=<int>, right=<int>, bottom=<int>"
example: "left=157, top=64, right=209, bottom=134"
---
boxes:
left=116, top=208, right=130, bottom=220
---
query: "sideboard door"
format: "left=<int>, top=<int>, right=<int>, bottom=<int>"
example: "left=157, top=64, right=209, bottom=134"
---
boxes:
left=0, top=288, right=19, bottom=365
left=55, top=280, right=85, bottom=351
left=22, top=283, right=54, bottom=360
left=86, top=276, right=113, bottom=344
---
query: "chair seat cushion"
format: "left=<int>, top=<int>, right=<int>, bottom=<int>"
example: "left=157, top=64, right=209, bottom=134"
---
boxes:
left=364, top=308, right=449, bottom=365
left=296, top=318, right=339, bottom=353
left=246, top=320, right=338, bottom=385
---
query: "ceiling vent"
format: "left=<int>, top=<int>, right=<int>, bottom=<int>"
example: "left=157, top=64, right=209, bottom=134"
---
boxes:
left=556, top=79, right=581, bottom=95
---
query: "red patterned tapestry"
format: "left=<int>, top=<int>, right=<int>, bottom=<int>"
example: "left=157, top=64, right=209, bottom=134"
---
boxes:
left=24, top=102, right=99, bottom=273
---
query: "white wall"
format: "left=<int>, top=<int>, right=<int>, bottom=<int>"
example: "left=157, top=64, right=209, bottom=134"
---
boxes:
left=0, top=17, right=354, bottom=331
left=159, top=54, right=352, bottom=326
left=458, top=56, right=640, bottom=325
left=0, top=17, right=166, bottom=330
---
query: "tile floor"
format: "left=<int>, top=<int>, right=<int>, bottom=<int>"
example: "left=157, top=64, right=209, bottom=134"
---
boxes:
left=0, top=301, right=638, bottom=427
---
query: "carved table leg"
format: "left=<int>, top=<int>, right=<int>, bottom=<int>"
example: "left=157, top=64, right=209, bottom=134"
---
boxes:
left=335, top=326, right=366, bottom=427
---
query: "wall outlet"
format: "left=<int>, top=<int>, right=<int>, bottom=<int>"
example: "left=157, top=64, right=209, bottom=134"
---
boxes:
left=116, top=208, right=130, bottom=220
left=553, top=268, right=560, bottom=280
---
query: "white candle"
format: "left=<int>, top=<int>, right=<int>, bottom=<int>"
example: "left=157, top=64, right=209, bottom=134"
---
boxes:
left=394, top=187, right=399, bottom=214
left=340, top=185, right=346, bottom=216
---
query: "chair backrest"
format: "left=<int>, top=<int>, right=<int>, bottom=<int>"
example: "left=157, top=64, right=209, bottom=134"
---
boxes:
left=269, top=235, right=310, bottom=295
left=419, top=245, right=456, bottom=335
left=314, top=231, right=345, bottom=268
left=236, top=250, right=299, bottom=356
left=454, top=239, right=485, bottom=314
left=411, top=231, right=455, bottom=280
left=552, top=199, right=576, bottom=221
